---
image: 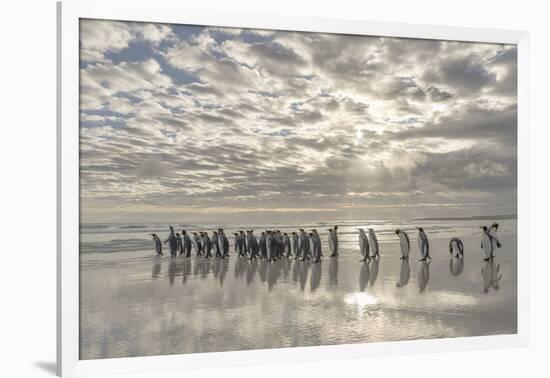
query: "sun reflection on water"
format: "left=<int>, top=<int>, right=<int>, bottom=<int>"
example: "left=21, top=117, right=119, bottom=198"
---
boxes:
left=344, top=292, right=378, bottom=308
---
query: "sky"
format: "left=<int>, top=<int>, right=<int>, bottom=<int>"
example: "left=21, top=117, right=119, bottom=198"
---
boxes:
left=79, top=19, right=517, bottom=224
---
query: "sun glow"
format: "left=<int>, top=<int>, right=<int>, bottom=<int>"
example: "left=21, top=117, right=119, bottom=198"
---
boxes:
left=344, top=292, right=379, bottom=308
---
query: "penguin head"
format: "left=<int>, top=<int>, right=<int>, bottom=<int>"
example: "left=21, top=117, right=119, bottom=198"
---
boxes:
left=334, top=225, right=338, bottom=230
left=182, top=230, right=186, bottom=234
left=492, top=223, right=499, bottom=230
left=169, top=225, right=174, bottom=231
left=395, top=229, right=400, bottom=235
left=416, top=226, right=423, bottom=232
left=299, top=229, right=304, bottom=232
left=150, top=233, right=156, bottom=237
left=480, top=226, right=488, bottom=231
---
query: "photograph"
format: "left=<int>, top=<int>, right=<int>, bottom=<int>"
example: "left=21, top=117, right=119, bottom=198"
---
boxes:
left=78, top=18, right=518, bottom=360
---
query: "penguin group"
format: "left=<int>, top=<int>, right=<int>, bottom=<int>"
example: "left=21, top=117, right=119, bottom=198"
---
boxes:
left=149, top=222, right=503, bottom=262
left=360, top=226, right=429, bottom=261
left=150, top=226, right=338, bottom=263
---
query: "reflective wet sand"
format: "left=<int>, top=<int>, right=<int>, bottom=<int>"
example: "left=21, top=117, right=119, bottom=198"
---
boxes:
left=80, top=233, right=517, bottom=359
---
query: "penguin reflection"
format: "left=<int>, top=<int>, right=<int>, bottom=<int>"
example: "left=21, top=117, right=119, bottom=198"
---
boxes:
left=292, top=257, right=300, bottom=283
left=182, top=257, right=191, bottom=284
left=258, top=259, right=268, bottom=282
left=281, top=258, right=291, bottom=279
left=359, top=261, right=370, bottom=291
left=219, top=257, right=229, bottom=285
left=213, top=257, right=229, bottom=286
left=267, top=260, right=282, bottom=290
left=449, top=256, right=464, bottom=276
left=328, top=257, right=339, bottom=286
left=245, top=258, right=258, bottom=286
left=369, top=259, right=379, bottom=287
left=234, top=255, right=247, bottom=278
left=212, top=257, right=220, bottom=277
left=310, top=263, right=322, bottom=292
left=168, top=259, right=181, bottom=287
left=418, top=260, right=431, bottom=293
left=298, top=260, right=310, bottom=291
left=152, top=256, right=162, bottom=279
left=196, top=257, right=212, bottom=279
left=396, top=259, right=410, bottom=288
left=481, top=260, right=502, bottom=293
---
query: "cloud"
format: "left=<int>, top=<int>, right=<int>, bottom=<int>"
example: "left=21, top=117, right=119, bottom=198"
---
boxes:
left=430, top=55, right=497, bottom=92
left=80, top=20, right=173, bottom=63
left=78, top=20, right=518, bottom=222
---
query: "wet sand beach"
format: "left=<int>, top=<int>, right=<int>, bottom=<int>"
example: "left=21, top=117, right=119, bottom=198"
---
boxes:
left=80, top=226, right=517, bottom=359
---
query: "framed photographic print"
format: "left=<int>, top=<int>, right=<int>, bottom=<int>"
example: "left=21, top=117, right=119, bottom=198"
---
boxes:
left=57, top=0, right=529, bottom=376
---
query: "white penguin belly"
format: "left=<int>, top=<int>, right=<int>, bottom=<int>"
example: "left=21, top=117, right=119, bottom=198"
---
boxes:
left=368, top=237, right=375, bottom=253
left=359, top=236, right=366, bottom=256
left=482, top=233, right=492, bottom=258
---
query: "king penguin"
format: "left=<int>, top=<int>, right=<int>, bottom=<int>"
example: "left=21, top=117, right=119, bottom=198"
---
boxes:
left=480, top=226, right=500, bottom=261
left=150, top=233, right=163, bottom=256
left=368, top=228, right=380, bottom=259
left=247, top=230, right=259, bottom=260
left=488, top=222, right=502, bottom=256
left=395, top=229, right=410, bottom=259
left=449, top=237, right=464, bottom=257
left=181, top=230, right=192, bottom=257
left=164, top=226, right=178, bottom=258
left=358, top=229, right=370, bottom=262
left=416, top=227, right=431, bottom=261
left=291, top=232, right=299, bottom=259
left=328, top=225, right=339, bottom=257
left=311, top=229, right=322, bottom=263
left=175, top=233, right=183, bottom=258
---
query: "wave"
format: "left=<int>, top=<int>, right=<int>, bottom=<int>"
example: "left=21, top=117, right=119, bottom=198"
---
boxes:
left=80, top=239, right=150, bottom=254
left=413, top=214, right=517, bottom=222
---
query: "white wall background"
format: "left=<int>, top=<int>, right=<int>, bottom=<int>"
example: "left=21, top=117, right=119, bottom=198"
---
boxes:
left=0, top=0, right=547, bottom=377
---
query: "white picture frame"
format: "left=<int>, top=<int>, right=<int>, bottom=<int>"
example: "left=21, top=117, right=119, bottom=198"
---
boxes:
left=57, top=0, right=530, bottom=376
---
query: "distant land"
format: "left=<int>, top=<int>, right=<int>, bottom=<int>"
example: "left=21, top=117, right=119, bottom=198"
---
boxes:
left=413, top=214, right=517, bottom=221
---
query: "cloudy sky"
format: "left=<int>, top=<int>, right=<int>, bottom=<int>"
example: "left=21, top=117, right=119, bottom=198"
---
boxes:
left=79, top=19, right=517, bottom=224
